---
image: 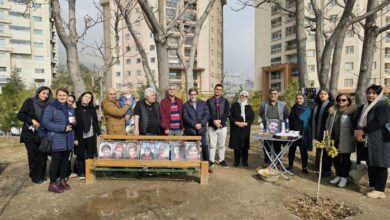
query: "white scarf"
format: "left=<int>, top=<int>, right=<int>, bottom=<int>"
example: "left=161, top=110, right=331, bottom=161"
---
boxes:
left=358, top=91, right=384, bottom=128
left=238, top=100, right=247, bottom=121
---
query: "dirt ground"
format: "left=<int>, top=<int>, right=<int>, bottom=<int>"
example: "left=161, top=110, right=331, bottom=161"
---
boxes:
left=0, top=130, right=389, bottom=220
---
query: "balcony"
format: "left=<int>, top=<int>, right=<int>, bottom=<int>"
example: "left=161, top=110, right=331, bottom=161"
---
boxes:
left=0, top=47, right=13, bottom=52
left=385, top=69, right=390, bottom=74
left=385, top=54, right=390, bottom=59
left=0, top=32, right=12, bottom=38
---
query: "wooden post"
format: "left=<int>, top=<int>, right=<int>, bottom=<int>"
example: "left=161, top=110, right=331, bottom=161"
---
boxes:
left=200, top=161, right=209, bottom=185
left=85, top=159, right=94, bottom=184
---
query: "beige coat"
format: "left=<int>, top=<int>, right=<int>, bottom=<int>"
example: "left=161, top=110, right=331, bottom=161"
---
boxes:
left=101, top=98, right=129, bottom=135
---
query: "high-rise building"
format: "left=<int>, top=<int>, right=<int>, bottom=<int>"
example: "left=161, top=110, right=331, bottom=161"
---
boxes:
left=0, top=0, right=58, bottom=92
left=255, top=0, right=390, bottom=97
left=101, top=0, right=226, bottom=94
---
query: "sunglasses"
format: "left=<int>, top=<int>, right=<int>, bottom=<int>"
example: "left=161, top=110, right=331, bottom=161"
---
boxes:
left=338, top=99, right=348, bottom=102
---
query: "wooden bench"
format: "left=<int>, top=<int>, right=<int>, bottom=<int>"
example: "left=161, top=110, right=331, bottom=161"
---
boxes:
left=85, top=134, right=209, bottom=185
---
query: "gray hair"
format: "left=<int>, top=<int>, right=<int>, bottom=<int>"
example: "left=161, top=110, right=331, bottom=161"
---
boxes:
left=144, top=87, right=156, bottom=99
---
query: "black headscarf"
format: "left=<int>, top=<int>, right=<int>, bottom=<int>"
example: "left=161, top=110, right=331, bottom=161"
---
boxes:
left=32, top=86, right=52, bottom=120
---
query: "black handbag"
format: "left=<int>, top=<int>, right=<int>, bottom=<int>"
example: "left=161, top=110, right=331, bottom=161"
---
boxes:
left=39, top=133, right=53, bottom=153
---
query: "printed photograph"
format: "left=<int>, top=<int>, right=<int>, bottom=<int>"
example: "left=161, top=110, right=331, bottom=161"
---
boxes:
left=125, top=141, right=140, bottom=160
left=170, top=141, right=184, bottom=161
left=156, top=142, right=170, bottom=160
left=266, top=119, right=280, bottom=134
left=140, top=141, right=156, bottom=160
left=185, top=142, right=201, bottom=161
left=111, top=142, right=125, bottom=159
left=98, top=142, right=114, bottom=159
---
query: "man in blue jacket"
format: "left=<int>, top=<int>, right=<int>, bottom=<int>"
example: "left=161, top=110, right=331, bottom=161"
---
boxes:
left=183, top=88, right=210, bottom=164
left=207, top=84, right=230, bottom=168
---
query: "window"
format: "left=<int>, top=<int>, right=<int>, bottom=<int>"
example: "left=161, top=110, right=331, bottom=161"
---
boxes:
left=126, top=46, right=131, bottom=52
left=33, top=29, right=43, bottom=35
left=386, top=32, right=390, bottom=42
left=116, top=59, right=120, bottom=65
left=32, top=16, right=42, bottom=22
left=345, top=62, right=354, bottom=70
left=136, top=70, right=141, bottom=76
left=166, top=9, right=176, bottom=19
left=32, top=3, right=42, bottom=9
left=0, top=39, right=5, bottom=47
left=285, top=25, right=296, bottom=37
left=307, top=50, right=315, bottom=57
left=168, top=48, right=177, bottom=56
left=271, top=6, right=279, bottom=15
left=385, top=78, right=390, bottom=87
left=185, top=36, right=193, bottom=44
left=150, top=45, right=155, bottom=51
left=11, top=39, right=31, bottom=45
left=286, top=40, right=297, bottom=51
left=149, top=32, right=153, bottom=39
left=35, top=68, right=44, bottom=74
left=9, top=11, right=29, bottom=17
left=169, top=72, right=181, bottom=79
left=271, top=44, right=281, bottom=54
left=345, top=46, right=354, bottom=54
left=127, top=71, right=131, bottom=76
left=271, top=17, right=282, bottom=29
left=271, top=31, right=282, bottom=41
left=34, top=56, right=44, bottom=61
left=369, top=78, right=377, bottom=84
left=344, top=79, right=353, bottom=87
left=0, top=24, right=4, bottom=33
left=270, top=57, right=281, bottom=65
left=150, top=57, right=155, bottom=63
left=387, top=16, right=390, bottom=25
left=0, top=52, right=5, bottom=59
left=168, top=37, right=179, bottom=44
left=116, top=72, right=121, bottom=77
left=136, top=58, right=141, bottom=63
left=373, top=61, right=377, bottom=69
left=307, top=65, right=316, bottom=72
left=0, top=66, right=7, bottom=72
left=126, top=59, right=131, bottom=64
left=270, top=82, right=281, bottom=91
left=0, top=10, right=4, bottom=20
left=270, top=72, right=281, bottom=80
left=329, top=0, right=337, bottom=6
left=9, top=25, right=30, bottom=31
left=346, top=30, right=354, bottom=37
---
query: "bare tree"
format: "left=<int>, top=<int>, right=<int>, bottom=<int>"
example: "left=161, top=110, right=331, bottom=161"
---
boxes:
left=51, top=0, right=87, bottom=97
left=295, top=0, right=310, bottom=88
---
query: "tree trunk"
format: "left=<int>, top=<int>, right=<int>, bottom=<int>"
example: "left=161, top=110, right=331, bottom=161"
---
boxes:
left=356, top=0, right=379, bottom=106
left=51, top=0, right=86, bottom=97
left=295, top=0, right=309, bottom=88
left=155, top=41, right=170, bottom=99
left=329, top=27, right=348, bottom=96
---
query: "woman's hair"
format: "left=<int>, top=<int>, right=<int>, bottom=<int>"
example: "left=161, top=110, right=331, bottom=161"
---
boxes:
left=314, top=89, right=334, bottom=104
left=76, top=92, right=94, bottom=108
left=56, top=88, right=70, bottom=96
left=101, top=144, right=111, bottom=152
left=35, top=86, right=52, bottom=101
left=366, top=84, right=383, bottom=95
left=188, top=87, right=198, bottom=95
left=336, top=93, right=352, bottom=106
left=115, top=143, right=124, bottom=150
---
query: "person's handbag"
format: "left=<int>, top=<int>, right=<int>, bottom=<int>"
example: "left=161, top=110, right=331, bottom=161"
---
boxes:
left=39, top=132, right=53, bottom=153
left=384, top=122, right=390, bottom=142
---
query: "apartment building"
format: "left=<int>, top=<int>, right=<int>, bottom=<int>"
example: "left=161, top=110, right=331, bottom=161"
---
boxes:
left=255, top=0, right=390, bottom=97
left=0, top=0, right=57, bottom=92
left=101, top=0, right=226, bottom=95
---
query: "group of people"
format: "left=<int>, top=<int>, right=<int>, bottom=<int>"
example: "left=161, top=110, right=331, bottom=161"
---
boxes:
left=268, top=85, right=390, bottom=199
left=17, top=83, right=390, bottom=199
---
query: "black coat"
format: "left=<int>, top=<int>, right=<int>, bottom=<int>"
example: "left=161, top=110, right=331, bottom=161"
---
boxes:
left=229, top=102, right=254, bottom=150
left=312, top=101, right=332, bottom=140
left=74, top=106, right=101, bottom=156
left=353, top=101, right=390, bottom=167
left=182, top=100, right=210, bottom=135
left=17, top=98, right=40, bottom=143
left=207, top=97, right=230, bottom=129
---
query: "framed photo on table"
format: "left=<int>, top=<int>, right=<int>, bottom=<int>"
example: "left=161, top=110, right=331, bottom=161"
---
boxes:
left=266, top=119, right=280, bottom=134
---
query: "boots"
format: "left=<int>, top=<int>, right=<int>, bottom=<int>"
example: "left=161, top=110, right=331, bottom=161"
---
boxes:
left=48, top=182, right=64, bottom=193
left=58, top=179, right=70, bottom=190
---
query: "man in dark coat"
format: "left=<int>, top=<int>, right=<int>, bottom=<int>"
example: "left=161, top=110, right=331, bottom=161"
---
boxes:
left=134, top=87, right=160, bottom=136
left=183, top=88, right=210, bottom=162
left=207, top=84, right=230, bottom=168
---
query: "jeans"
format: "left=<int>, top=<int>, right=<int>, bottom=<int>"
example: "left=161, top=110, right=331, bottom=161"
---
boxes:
left=208, top=127, right=227, bottom=162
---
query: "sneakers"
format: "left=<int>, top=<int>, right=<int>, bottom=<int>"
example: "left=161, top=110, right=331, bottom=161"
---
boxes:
left=219, top=161, right=228, bottom=167
left=366, top=190, right=386, bottom=199
left=359, top=186, right=375, bottom=194
left=79, top=176, right=86, bottom=180
left=286, top=166, right=294, bottom=171
left=329, top=176, right=341, bottom=184
left=302, top=168, right=309, bottom=174
left=69, top=173, right=78, bottom=178
left=338, top=177, right=347, bottom=187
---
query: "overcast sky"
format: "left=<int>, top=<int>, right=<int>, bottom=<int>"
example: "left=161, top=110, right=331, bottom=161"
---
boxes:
left=58, top=0, right=254, bottom=80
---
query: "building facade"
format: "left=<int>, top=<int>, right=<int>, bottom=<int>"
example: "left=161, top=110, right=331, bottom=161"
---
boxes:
left=101, top=0, right=225, bottom=95
left=0, top=0, right=57, bottom=92
left=255, top=0, right=390, bottom=97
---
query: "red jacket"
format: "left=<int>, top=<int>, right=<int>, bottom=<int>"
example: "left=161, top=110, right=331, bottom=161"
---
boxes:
left=159, top=96, right=183, bottom=131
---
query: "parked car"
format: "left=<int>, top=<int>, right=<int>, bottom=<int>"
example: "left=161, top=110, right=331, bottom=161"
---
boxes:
left=11, top=127, right=21, bottom=136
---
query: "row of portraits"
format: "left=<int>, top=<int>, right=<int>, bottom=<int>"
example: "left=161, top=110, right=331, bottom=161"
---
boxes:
left=98, top=141, right=201, bottom=161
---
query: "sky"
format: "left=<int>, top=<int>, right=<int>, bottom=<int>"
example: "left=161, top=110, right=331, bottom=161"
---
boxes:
left=58, top=0, right=255, bottom=81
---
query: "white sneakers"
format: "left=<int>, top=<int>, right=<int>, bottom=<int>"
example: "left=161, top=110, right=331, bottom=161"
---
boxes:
left=329, top=176, right=347, bottom=187
left=366, top=190, right=386, bottom=199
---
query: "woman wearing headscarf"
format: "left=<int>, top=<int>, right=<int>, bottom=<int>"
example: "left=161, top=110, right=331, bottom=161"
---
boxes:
left=287, top=93, right=312, bottom=174
left=229, top=91, right=254, bottom=167
left=17, top=86, right=52, bottom=184
left=312, top=89, right=334, bottom=176
left=74, top=92, right=101, bottom=179
left=353, top=84, right=390, bottom=199
left=326, top=94, right=355, bottom=187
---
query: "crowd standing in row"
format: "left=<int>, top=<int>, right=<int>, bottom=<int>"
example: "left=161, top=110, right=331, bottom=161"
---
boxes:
left=17, top=84, right=390, bottom=198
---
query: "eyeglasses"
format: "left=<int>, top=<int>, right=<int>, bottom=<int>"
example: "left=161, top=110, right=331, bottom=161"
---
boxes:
left=241, top=95, right=248, bottom=98
left=338, top=99, right=348, bottom=102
